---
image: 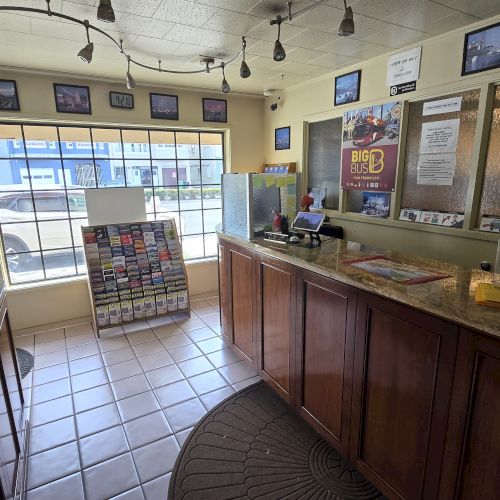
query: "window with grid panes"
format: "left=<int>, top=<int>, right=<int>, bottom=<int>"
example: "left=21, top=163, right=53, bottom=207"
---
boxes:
left=0, top=124, right=224, bottom=284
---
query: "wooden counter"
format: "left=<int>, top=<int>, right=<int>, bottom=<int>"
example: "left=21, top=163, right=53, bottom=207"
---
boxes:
left=217, top=232, right=500, bottom=500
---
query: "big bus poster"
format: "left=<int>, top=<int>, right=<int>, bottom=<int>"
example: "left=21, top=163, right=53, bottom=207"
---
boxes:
left=341, top=101, right=401, bottom=191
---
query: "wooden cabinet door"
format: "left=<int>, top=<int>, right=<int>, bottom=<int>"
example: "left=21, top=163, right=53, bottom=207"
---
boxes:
left=351, top=293, right=458, bottom=500
left=295, top=270, right=356, bottom=457
left=229, top=246, right=256, bottom=365
left=217, top=242, right=232, bottom=345
left=439, top=329, right=500, bottom=499
left=256, top=255, right=295, bottom=402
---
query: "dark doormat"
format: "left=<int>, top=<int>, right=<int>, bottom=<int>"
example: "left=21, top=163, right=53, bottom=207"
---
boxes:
left=168, top=381, right=384, bottom=500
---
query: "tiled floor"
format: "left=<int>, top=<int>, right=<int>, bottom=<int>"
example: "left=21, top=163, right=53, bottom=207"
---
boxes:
left=14, top=297, right=261, bottom=500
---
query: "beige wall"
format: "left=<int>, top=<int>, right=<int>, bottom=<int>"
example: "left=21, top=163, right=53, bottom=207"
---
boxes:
left=263, top=15, right=500, bottom=268
left=0, top=69, right=263, bottom=331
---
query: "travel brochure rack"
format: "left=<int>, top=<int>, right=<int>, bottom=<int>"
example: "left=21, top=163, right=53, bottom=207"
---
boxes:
left=82, top=219, right=189, bottom=336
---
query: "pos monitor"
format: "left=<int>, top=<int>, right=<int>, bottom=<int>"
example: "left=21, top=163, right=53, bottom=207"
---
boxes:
left=292, top=211, right=325, bottom=247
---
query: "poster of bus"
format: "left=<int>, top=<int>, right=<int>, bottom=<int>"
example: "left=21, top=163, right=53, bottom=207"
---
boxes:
left=341, top=101, right=401, bottom=192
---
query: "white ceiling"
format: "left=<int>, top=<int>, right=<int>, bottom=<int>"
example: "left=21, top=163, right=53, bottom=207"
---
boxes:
left=0, top=0, right=499, bottom=94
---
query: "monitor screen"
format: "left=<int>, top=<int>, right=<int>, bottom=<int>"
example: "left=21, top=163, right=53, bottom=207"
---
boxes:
left=293, top=211, right=325, bottom=232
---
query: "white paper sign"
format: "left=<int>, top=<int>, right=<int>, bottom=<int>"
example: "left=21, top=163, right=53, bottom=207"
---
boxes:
left=419, top=119, right=460, bottom=154
left=417, top=153, right=456, bottom=186
left=386, top=46, right=421, bottom=86
left=423, top=97, right=462, bottom=116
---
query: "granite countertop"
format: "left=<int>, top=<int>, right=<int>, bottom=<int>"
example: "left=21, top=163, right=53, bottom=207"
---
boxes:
left=218, top=231, right=500, bottom=339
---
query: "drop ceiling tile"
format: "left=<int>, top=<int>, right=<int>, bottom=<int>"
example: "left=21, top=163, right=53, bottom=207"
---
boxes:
left=285, top=46, right=325, bottom=63
left=246, top=1, right=295, bottom=18
left=61, top=1, right=97, bottom=20
left=285, top=29, right=336, bottom=50
left=385, top=3, right=456, bottom=35
left=245, top=54, right=280, bottom=70
left=246, top=19, right=307, bottom=43
left=319, top=36, right=374, bottom=56
left=349, top=15, right=388, bottom=41
left=309, top=51, right=358, bottom=68
left=351, top=0, right=409, bottom=19
left=111, top=0, right=163, bottom=17
left=349, top=43, right=388, bottom=60
left=203, top=9, right=258, bottom=34
left=424, top=12, right=484, bottom=36
left=278, top=60, right=323, bottom=75
left=292, top=4, right=343, bottom=33
left=433, top=0, right=500, bottom=18
left=132, top=37, right=182, bottom=57
left=193, top=0, right=261, bottom=13
left=0, top=12, right=32, bottom=34
left=360, top=25, right=429, bottom=49
left=30, top=18, right=87, bottom=43
left=1, top=0, right=63, bottom=20
left=112, top=13, right=174, bottom=38
left=154, top=0, right=217, bottom=27
left=245, top=37, right=276, bottom=57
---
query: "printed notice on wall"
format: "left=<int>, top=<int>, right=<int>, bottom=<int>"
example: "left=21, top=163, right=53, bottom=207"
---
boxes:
left=417, top=153, right=456, bottom=185
left=386, top=46, right=421, bottom=86
left=419, top=119, right=460, bottom=154
left=422, top=97, right=462, bottom=116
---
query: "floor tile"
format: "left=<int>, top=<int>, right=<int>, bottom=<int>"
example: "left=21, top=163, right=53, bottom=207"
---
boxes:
left=117, top=391, right=160, bottom=422
left=137, top=350, right=174, bottom=372
left=160, top=333, right=193, bottom=351
left=123, top=411, right=172, bottom=450
left=32, top=378, right=71, bottom=405
left=35, top=328, right=65, bottom=344
left=65, top=323, right=94, bottom=338
left=79, top=425, right=129, bottom=468
left=32, top=364, right=69, bottom=386
left=27, top=441, right=80, bottom=490
left=177, top=355, right=214, bottom=378
left=126, top=330, right=157, bottom=345
left=67, top=342, right=99, bottom=361
left=73, top=384, right=114, bottom=414
left=30, top=395, right=73, bottom=427
left=232, top=375, right=262, bottom=391
left=65, top=332, right=96, bottom=349
left=99, top=326, right=125, bottom=337
left=164, top=398, right=207, bottom=433
left=101, top=346, right=136, bottom=367
left=206, top=348, right=241, bottom=368
left=98, top=336, right=130, bottom=353
left=83, top=453, right=140, bottom=500
left=145, top=364, right=184, bottom=389
left=111, top=373, right=151, bottom=401
left=14, top=334, right=35, bottom=348
left=202, top=313, right=220, bottom=326
left=153, top=324, right=182, bottom=338
left=209, top=324, right=222, bottom=335
left=188, top=370, right=228, bottom=396
left=34, top=339, right=66, bottom=356
left=175, top=427, right=193, bottom=447
left=155, top=380, right=196, bottom=408
left=147, top=315, right=175, bottom=328
left=111, top=486, right=145, bottom=500
left=186, top=327, right=217, bottom=343
left=132, top=436, right=180, bottom=483
left=196, top=336, right=227, bottom=355
left=168, top=344, right=202, bottom=363
left=190, top=299, right=211, bottom=310
left=34, top=349, right=67, bottom=370
left=26, top=472, right=84, bottom=500
left=142, top=473, right=171, bottom=500
left=69, top=354, right=103, bottom=376
left=218, top=360, right=258, bottom=385
left=122, top=321, right=151, bottom=334
left=206, top=297, right=219, bottom=307
left=76, top=403, right=121, bottom=438
left=107, top=359, right=143, bottom=383
left=176, top=317, right=206, bottom=332
left=200, top=386, right=235, bottom=411
left=29, top=416, right=76, bottom=455
left=192, top=306, right=217, bottom=317
left=132, top=340, right=165, bottom=358
left=71, top=368, right=108, bottom=393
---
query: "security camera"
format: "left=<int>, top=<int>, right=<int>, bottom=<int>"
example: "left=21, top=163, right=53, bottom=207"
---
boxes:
left=270, top=96, right=281, bottom=111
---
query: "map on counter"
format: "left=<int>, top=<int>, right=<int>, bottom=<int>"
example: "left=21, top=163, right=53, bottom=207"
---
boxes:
left=343, top=256, right=450, bottom=285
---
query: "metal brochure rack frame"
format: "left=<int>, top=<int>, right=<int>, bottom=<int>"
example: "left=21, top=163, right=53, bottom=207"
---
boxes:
left=82, top=219, right=190, bottom=337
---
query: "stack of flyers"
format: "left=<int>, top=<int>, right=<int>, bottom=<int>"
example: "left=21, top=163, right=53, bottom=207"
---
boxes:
left=109, top=302, right=122, bottom=325
left=167, top=292, right=177, bottom=312
left=133, top=298, right=145, bottom=319
left=143, top=231, right=156, bottom=246
left=121, top=234, right=133, bottom=245
left=141, top=223, right=153, bottom=233
left=177, top=290, right=188, bottom=310
left=83, top=229, right=97, bottom=244
left=144, top=296, right=156, bottom=317
left=117, top=277, right=129, bottom=290
left=112, top=256, right=126, bottom=273
left=121, top=300, right=133, bottom=322
left=155, top=293, right=168, bottom=314
left=96, top=305, right=110, bottom=327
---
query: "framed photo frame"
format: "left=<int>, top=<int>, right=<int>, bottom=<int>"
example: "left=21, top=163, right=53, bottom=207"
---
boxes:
left=202, top=98, right=227, bottom=123
left=54, top=83, right=91, bottom=114
left=150, top=93, right=179, bottom=120
left=334, top=69, right=361, bottom=106
left=275, top=126, right=290, bottom=150
left=461, top=21, right=500, bottom=76
left=0, top=80, right=20, bottom=111
left=109, top=91, right=134, bottom=109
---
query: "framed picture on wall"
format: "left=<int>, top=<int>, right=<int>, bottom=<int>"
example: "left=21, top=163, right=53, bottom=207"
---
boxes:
left=54, top=83, right=91, bottom=114
left=461, top=21, right=500, bottom=76
left=203, top=98, right=227, bottom=123
left=150, top=93, right=179, bottom=120
left=275, top=126, right=290, bottom=150
left=334, top=70, right=361, bottom=106
left=0, top=80, right=20, bottom=111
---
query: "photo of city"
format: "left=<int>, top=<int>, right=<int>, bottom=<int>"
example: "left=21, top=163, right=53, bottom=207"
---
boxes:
left=150, top=93, right=179, bottom=120
left=54, top=84, right=91, bottom=114
left=463, top=22, right=500, bottom=75
left=0, top=80, right=19, bottom=111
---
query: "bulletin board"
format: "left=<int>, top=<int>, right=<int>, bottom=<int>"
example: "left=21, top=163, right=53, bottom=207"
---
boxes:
left=82, top=219, right=189, bottom=335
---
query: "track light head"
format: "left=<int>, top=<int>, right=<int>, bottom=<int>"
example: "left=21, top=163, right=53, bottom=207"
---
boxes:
left=240, top=60, right=251, bottom=79
left=126, top=56, right=136, bottom=89
left=339, top=2, right=354, bottom=36
left=273, top=16, right=286, bottom=61
left=78, top=42, right=94, bottom=63
left=97, top=0, right=115, bottom=23
left=220, top=63, right=230, bottom=93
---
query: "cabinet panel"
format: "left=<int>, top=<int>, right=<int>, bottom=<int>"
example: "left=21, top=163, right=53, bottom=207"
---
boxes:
left=295, top=271, right=356, bottom=456
left=351, top=294, right=458, bottom=500
left=217, top=243, right=232, bottom=344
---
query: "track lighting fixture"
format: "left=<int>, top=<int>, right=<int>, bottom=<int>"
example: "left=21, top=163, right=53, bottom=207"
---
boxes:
left=126, top=56, right=136, bottom=89
left=239, top=36, right=251, bottom=79
left=220, top=62, right=230, bottom=94
left=97, top=0, right=115, bottom=23
left=339, top=0, right=354, bottom=36
left=272, top=15, right=286, bottom=62
left=78, top=20, right=94, bottom=63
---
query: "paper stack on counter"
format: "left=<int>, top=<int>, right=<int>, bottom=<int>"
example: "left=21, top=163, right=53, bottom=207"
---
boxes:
left=475, top=282, right=500, bottom=308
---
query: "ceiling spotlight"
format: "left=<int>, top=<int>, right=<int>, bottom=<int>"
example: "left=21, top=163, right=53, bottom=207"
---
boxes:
left=97, top=0, right=115, bottom=23
left=78, top=20, right=94, bottom=63
left=240, top=36, right=251, bottom=79
left=339, top=0, right=354, bottom=36
left=220, top=62, right=230, bottom=94
left=126, top=56, right=136, bottom=89
left=272, top=15, right=286, bottom=62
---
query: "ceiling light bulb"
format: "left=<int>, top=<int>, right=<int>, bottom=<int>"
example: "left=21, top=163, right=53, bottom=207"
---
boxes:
left=97, top=0, right=115, bottom=23
left=78, top=42, right=94, bottom=63
left=339, top=1, right=354, bottom=36
left=221, top=62, right=230, bottom=93
left=273, top=16, right=286, bottom=62
left=125, top=57, right=136, bottom=89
